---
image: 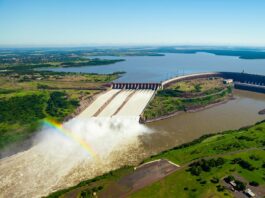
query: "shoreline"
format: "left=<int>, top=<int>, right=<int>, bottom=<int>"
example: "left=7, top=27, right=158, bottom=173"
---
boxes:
left=259, top=109, right=265, bottom=115
left=143, top=95, right=234, bottom=123
left=47, top=119, right=265, bottom=198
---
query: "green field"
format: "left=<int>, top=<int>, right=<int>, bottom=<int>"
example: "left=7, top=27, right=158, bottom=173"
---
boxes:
left=131, top=121, right=265, bottom=198
left=47, top=121, right=265, bottom=198
left=0, top=71, right=121, bottom=151
left=130, top=149, right=265, bottom=198
left=0, top=49, right=124, bottom=72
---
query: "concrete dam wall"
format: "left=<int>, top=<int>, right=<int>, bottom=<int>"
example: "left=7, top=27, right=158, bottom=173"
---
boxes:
left=162, top=72, right=265, bottom=94
left=78, top=89, right=155, bottom=118
left=112, top=82, right=161, bottom=90
left=79, top=72, right=265, bottom=120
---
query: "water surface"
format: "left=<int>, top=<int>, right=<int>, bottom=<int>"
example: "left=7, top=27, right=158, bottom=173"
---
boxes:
left=143, top=90, right=265, bottom=154
left=44, top=53, right=265, bottom=82
left=42, top=52, right=265, bottom=156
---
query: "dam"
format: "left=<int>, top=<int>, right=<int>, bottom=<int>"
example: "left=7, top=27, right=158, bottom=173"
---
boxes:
left=78, top=72, right=265, bottom=120
left=78, top=89, right=155, bottom=118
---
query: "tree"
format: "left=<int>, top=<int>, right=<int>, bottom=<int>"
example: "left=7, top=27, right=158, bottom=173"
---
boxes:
left=194, top=84, right=202, bottom=92
left=211, top=177, right=219, bottom=184
left=224, top=175, right=235, bottom=183
left=189, top=166, right=202, bottom=176
left=234, top=180, right=246, bottom=191
left=249, top=181, right=259, bottom=186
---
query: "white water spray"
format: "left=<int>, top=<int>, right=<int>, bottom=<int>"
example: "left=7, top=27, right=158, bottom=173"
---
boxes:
left=0, top=116, right=151, bottom=198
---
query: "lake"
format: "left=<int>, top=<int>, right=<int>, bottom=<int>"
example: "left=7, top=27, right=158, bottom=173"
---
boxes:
left=43, top=52, right=265, bottom=82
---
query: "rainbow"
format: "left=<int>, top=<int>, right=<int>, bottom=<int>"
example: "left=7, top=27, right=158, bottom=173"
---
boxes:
left=43, top=118, right=97, bottom=158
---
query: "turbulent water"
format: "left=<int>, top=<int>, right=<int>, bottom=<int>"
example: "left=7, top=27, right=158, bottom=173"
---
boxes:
left=0, top=117, right=151, bottom=198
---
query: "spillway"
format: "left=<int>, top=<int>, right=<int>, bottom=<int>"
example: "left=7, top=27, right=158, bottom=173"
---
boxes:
left=98, top=90, right=134, bottom=117
left=79, top=89, right=155, bottom=119
left=78, top=89, right=120, bottom=118
left=116, top=90, right=154, bottom=116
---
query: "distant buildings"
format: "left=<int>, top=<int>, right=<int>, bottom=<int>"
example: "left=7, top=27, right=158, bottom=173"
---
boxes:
left=244, top=188, right=255, bottom=197
left=223, top=79, right=234, bottom=84
left=225, top=177, right=256, bottom=198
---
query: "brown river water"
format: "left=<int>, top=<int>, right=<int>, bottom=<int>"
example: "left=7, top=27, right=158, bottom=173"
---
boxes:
left=142, top=90, right=265, bottom=155
left=0, top=89, right=264, bottom=198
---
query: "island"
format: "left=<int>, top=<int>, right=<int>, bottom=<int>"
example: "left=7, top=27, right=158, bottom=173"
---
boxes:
left=142, top=77, right=233, bottom=122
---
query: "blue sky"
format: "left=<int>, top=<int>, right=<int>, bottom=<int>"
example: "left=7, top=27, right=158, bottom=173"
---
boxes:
left=0, top=0, right=265, bottom=47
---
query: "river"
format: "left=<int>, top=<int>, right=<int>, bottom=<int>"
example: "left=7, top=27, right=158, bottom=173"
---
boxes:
left=143, top=90, right=265, bottom=155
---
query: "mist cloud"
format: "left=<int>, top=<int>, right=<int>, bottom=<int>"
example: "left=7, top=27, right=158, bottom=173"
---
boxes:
left=0, top=116, right=151, bottom=198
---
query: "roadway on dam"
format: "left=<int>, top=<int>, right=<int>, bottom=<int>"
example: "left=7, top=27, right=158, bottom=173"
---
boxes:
left=78, top=89, right=155, bottom=118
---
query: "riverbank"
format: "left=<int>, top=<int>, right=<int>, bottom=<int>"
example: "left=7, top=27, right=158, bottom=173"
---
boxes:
left=142, top=77, right=232, bottom=122
left=143, top=95, right=234, bottom=123
left=0, top=48, right=125, bottom=72
left=258, top=109, right=265, bottom=115
left=47, top=120, right=265, bottom=198
left=0, top=71, right=120, bottom=155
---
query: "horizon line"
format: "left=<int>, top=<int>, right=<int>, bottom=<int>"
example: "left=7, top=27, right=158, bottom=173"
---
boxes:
left=0, top=43, right=265, bottom=49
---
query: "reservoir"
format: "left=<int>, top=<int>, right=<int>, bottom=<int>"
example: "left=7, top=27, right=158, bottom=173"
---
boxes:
left=44, top=53, right=265, bottom=82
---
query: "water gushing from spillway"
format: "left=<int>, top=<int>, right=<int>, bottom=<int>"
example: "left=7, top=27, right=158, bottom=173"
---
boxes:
left=0, top=117, right=151, bottom=198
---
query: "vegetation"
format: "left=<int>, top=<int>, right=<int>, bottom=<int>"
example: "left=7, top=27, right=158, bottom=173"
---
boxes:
left=0, top=49, right=125, bottom=72
left=143, top=78, right=232, bottom=120
left=48, top=120, right=265, bottom=198
left=151, top=47, right=265, bottom=59
left=130, top=121, right=265, bottom=198
left=47, top=166, right=134, bottom=198
left=0, top=91, right=78, bottom=149
left=188, top=158, right=226, bottom=176
left=0, top=71, right=122, bottom=150
left=249, top=181, right=259, bottom=187
left=231, top=158, right=255, bottom=171
left=233, top=180, right=246, bottom=191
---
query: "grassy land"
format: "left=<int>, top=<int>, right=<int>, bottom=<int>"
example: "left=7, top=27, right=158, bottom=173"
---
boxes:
left=143, top=78, right=232, bottom=120
left=130, top=122, right=265, bottom=198
left=47, top=121, right=265, bottom=198
left=0, top=49, right=124, bottom=71
left=0, top=91, right=77, bottom=149
left=0, top=71, right=121, bottom=150
left=131, top=149, right=265, bottom=198
left=2, top=59, right=125, bottom=72
left=47, top=166, right=134, bottom=198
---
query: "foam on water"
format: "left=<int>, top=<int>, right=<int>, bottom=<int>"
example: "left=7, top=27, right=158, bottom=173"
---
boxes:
left=0, top=116, right=151, bottom=198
